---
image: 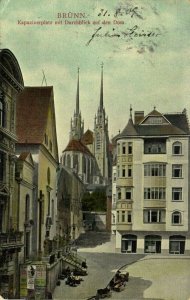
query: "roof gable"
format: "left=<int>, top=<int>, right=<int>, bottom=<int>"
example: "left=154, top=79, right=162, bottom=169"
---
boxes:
left=18, top=152, right=34, bottom=167
left=81, top=129, right=94, bottom=145
left=140, top=109, right=170, bottom=125
left=16, top=86, right=59, bottom=161
left=63, top=139, right=93, bottom=156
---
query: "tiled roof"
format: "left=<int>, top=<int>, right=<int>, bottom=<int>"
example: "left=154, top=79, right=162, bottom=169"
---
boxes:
left=18, top=152, right=30, bottom=161
left=16, top=86, right=52, bottom=144
left=81, top=129, right=94, bottom=145
left=63, top=139, right=93, bottom=156
left=120, top=118, right=138, bottom=136
left=164, top=113, right=190, bottom=134
left=118, top=110, right=190, bottom=139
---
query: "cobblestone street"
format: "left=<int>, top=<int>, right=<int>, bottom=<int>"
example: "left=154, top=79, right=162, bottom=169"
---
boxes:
left=53, top=232, right=190, bottom=300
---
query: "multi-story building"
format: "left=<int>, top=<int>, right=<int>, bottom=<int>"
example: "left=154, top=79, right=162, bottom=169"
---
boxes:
left=0, top=49, right=24, bottom=298
left=57, top=165, right=84, bottom=245
left=115, top=108, right=190, bottom=255
left=16, top=86, right=59, bottom=259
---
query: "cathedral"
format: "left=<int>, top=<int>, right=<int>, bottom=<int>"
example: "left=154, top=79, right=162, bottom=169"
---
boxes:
left=61, top=65, right=112, bottom=185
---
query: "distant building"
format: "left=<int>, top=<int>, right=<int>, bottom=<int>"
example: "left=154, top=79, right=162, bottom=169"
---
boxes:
left=57, top=165, right=84, bottom=244
left=61, top=66, right=112, bottom=185
left=115, top=108, right=190, bottom=255
left=0, top=49, right=24, bottom=299
left=16, top=86, right=59, bottom=259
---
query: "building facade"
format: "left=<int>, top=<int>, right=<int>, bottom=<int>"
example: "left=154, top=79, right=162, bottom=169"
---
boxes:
left=57, top=165, right=84, bottom=245
left=14, top=152, right=35, bottom=263
left=115, top=108, right=190, bottom=255
left=16, top=86, right=59, bottom=260
left=0, top=49, right=24, bottom=298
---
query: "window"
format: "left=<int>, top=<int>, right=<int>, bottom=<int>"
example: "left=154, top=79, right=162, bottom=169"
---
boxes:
left=122, top=143, right=126, bottom=154
left=0, top=152, right=4, bottom=181
left=51, top=199, right=54, bottom=224
left=126, top=188, right=132, bottom=200
left=144, top=210, right=165, bottom=223
left=112, top=214, right=115, bottom=224
left=172, top=188, right=182, bottom=201
left=144, top=235, right=161, bottom=253
left=44, top=133, right=48, bottom=146
left=128, top=165, right=132, bottom=177
left=122, top=211, right=125, bottom=222
left=117, top=211, right=119, bottom=222
left=117, top=165, right=120, bottom=177
left=172, top=211, right=182, bottom=224
left=144, top=188, right=165, bottom=200
left=25, top=195, right=30, bottom=221
left=144, top=139, right=166, bottom=154
left=144, top=164, right=166, bottom=177
left=122, top=166, right=125, bottom=177
left=113, top=194, right=116, bottom=203
left=117, top=188, right=121, bottom=200
left=128, top=142, right=132, bottom=154
left=128, top=212, right=132, bottom=223
left=113, top=173, right=116, bottom=181
left=173, top=142, right=182, bottom=155
left=49, top=140, right=53, bottom=152
left=169, top=235, right=185, bottom=254
left=172, top=165, right=182, bottom=178
left=0, top=91, right=5, bottom=127
left=117, top=143, right=120, bottom=155
left=96, top=133, right=101, bottom=150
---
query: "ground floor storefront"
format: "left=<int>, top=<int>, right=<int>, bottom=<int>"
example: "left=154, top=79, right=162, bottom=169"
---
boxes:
left=116, top=231, right=190, bottom=255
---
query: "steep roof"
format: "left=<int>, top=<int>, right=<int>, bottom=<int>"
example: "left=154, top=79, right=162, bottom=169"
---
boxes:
left=118, top=109, right=190, bottom=139
left=81, top=129, right=94, bottom=145
left=16, top=86, right=52, bottom=144
left=63, top=139, right=93, bottom=156
left=120, top=118, right=138, bottom=137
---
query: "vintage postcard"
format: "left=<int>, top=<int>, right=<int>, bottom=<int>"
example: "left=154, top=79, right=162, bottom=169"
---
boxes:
left=0, top=0, right=190, bottom=299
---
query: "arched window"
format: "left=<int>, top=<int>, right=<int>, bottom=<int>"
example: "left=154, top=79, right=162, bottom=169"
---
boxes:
left=172, top=211, right=182, bottom=224
left=172, top=142, right=182, bottom=155
left=169, top=235, right=185, bottom=254
left=144, top=235, right=162, bottom=253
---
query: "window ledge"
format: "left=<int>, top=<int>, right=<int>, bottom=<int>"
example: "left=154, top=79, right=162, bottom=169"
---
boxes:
left=172, top=200, right=184, bottom=202
left=172, top=177, right=183, bottom=179
left=171, top=223, right=183, bottom=226
left=143, top=222, right=166, bottom=224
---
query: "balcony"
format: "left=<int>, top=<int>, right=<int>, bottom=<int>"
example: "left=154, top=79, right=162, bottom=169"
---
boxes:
left=0, top=232, right=23, bottom=250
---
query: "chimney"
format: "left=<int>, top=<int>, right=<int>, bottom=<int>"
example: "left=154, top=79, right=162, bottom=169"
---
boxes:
left=134, top=111, right=144, bottom=124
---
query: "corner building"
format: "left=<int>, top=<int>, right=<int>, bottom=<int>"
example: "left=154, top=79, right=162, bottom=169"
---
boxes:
left=115, top=109, right=190, bottom=255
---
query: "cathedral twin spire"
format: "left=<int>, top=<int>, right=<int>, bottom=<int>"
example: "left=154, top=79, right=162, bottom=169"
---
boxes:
left=70, top=64, right=107, bottom=141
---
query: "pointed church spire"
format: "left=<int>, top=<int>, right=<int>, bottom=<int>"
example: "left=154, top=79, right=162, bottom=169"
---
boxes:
left=100, top=62, right=104, bottom=110
left=76, top=67, right=80, bottom=115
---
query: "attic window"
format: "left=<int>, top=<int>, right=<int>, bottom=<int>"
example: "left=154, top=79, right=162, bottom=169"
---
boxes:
left=144, top=116, right=165, bottom=125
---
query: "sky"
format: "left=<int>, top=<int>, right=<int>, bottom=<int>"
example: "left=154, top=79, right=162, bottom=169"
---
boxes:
left=1, top=0, right=190, bottom=156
